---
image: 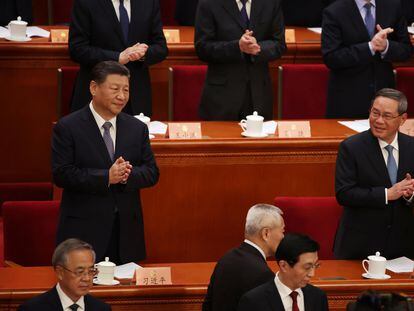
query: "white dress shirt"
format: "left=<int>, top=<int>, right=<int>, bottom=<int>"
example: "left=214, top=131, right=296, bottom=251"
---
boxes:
left=111, top=0, right=131, bottom=21
left=244, top=239, right=266, bottom=260
left=236, top=0, right=251, bottom=19
left=274, top=272, right=305, bottom=311
left=56, top=283, right=85, bottom=311
left=89, top=102, right=117, bottom=149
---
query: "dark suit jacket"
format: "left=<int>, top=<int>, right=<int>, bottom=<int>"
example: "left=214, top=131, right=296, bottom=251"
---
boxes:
left=401, top=0, right=414, bottom=24
left=238, top=280, right=329, bottom=311
left=321, top=0, right=412, bottom=118
left=202, top=242, right=274, bottom=311
left=69, top=0, right=168, bottom=116
left=334, top=130, right=414, bottom=259
left=282, top=0, right=333, bottom=27
left=52, top=106, right=159, bottom=263
left=194, top=0, right=286, bottom=120
left=175, top=0, right=199, bottom=25
left=17, top=286, right=111, bottom=311
left=0, top=0, right=32, bottom=26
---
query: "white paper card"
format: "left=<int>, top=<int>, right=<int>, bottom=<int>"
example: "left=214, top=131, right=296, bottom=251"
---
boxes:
left=338, top=119, right=370, bottom=133
left=408, top=26, right=414, bottom=34
left=27, top=26, right=50, bottom=38
left=0, top=26, right=10, bottom=38
left=114, top=262, right=141, bottom=279
left=263, top=121, right=277, bottom=134
left=386, top=256, right=414, bottom=273
left=308, top=27, right=322, bottom=34
left=149, top=121, right=168, bottom=135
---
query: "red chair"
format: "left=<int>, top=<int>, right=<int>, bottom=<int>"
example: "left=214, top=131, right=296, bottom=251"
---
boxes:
left=48, top=0, right=74, bottom=24
left=57, top=67, right=79, bottom=118
left=395, top=67, right=414, bottom=117
left=274, top=196, right=342, bottom=259
left=168, top=65, right=207, bottom=120
left=278, top=64, right=329, bottom=119
left=3, top=201, right=60, bottom=266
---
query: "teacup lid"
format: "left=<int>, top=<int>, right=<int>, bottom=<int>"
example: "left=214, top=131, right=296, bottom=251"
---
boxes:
left=135, top=112, right=150, bottom=123
left=97, top=257, right=116, bottom=267
left=367, top=251, right=386, bottom=261
left=246, top=111, right=263, bottom=121
left=10, top=16, right=27, bottom=26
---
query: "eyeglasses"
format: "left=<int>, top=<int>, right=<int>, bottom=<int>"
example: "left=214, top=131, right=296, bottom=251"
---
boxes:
left=302, top=262, right=321, bottom=272
left=369, top=108, right=402, bottom=121
left=59, top=265, right=98, bottom=278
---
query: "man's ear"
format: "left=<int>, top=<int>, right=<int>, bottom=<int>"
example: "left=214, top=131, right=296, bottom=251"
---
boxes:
left=278, top=260, right=289, bottom=272
left=55, top=266, right=64, bottom=281
left=90, top=80, right=97, bottom=97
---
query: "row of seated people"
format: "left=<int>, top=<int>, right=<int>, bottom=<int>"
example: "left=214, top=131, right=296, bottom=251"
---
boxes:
left=57, top=64, right=414, bottom=121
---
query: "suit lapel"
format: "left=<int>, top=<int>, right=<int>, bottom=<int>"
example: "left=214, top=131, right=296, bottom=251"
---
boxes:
left=222, top=0, right=245, bottom=30
left=249, top=0, right=264, bottom=31
left=346, top=0, right=372, bottom=41
left=265, top=281, right=285, bottom=310
left=99, top=0, right=127, bottom=45
left=375, top=0, right=385, bottom=28
left=114, top=113, right=128, bottom=160
left=129, top=0, right=143, bottom=44
left=364, top=131, right=391, bottom=186
left=302, top=285, right=313, bottom=311
left=48, top=287, right=64, bottom=311
left=397, top=133, right=408, bottom=182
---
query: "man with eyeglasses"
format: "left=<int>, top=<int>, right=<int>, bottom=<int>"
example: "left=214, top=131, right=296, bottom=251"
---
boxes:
left=18, top=238, right=111, bottom=311
left=334, top=88, right=414, bottom=260
left=238, top=233, right=328, bottom=311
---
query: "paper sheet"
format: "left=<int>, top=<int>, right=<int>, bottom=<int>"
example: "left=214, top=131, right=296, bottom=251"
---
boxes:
left=338, top=119, right=370, bottom=133
left=308, top=27, right=322, bottom=34
left=263, top=121, right=277, bottom=134
left=0, top=26, right=10, bottom=38
left=408, top=26, right=414, bottom=34
left=114, top=262, right=141, bottom=279
left=149, top=121, right=168, bottom=135
left=27, top=26, right=50, bottom=38
left=386, top=256, right=414, bottom=273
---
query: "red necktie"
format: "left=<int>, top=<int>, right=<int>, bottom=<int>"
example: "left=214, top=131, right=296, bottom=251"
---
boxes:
left=290, top=291, right=299, bottom=311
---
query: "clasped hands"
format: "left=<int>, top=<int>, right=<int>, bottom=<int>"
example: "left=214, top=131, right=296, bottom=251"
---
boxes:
left=109, top=156, right=132, bottom=184
left=387, top=173, right=414, bottom=201
left=370, top=24, right=393, bottom=53
left=239, top=30, right=260, bottom=55
left=119, top=43, right=148, bottom=64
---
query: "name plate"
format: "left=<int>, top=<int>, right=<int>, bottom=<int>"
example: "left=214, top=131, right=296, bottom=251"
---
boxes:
left=136, top=267, right=172, bottom=286
left=400, top=119, right=414, bottom=136
left=50, top=29, right=69, bottom=43
left=168, top=123, right=202, bottom=139
left=285, top=29, right=295, bottom=43
left=278, top=121, right=311, bottom=138
left=163, top=29, right=180, bottom=43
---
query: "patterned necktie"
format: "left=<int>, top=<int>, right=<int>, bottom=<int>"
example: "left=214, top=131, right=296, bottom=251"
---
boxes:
left=290, top=291, right=300, bottom=311
left=240, top=0, right=249, bottom=29
left=102, top=122, right=115, bottom=162
left=119, top=0, right=129, bottom=42
left=69, top=304, right=79, bottom=311
left=385, top=145, right=397, bottom=185
left=364, top=2, right=375, bottom=38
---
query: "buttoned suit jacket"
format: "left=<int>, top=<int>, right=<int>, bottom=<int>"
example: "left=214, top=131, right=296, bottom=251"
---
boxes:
left=321, top=0, right=412, bottom=118
left=69, top=0, right=168, bottom=116
left=52, top=106, right=159, bottom=263
left=334, top=130, right=414, bottom=259
left=194, top=0, right=286, bottom=120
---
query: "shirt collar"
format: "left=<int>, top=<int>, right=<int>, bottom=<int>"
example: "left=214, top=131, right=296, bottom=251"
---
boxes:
left=244, top=239, right=267, bottom=260
left=56, top=283, right=85, bottom=311
left=274, top=272, right=304, bottom=300
left=378, top=132, right=399, bottom=151
left=89, top=101, right=117, bottom=131
left=355, top=0, right=376, bottom=11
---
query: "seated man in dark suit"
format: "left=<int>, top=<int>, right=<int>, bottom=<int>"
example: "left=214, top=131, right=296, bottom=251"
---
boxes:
left=334, top=88, right=414, bottom=259
left=238, top=233, right=328, bottom=311
left=203, top=203, right=285, bottom=311
left=18, top=238, right=111, bottom=311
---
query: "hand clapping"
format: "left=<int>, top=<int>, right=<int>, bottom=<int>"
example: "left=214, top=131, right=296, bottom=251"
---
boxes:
left=239, top=30, right=261, bottom=55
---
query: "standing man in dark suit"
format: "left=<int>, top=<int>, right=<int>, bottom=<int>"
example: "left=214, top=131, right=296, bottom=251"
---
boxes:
left=69, top=0, right=168, bottom=116
left=52, top=61, right=159, bottom=264
left=334, top=88, right=414, bottom=259
left=194, top=0, right=286, bottom=120
left=0, top=0, right=32, bottom=26
left=203, top=204, right=285, bottom=311
left=18, top=239, right=111, bottom=311
left=282, top=0, right=333, bottom=27
left=322, top=0, right=412, bottom=119
left=238, top=234, right=328, bottom=311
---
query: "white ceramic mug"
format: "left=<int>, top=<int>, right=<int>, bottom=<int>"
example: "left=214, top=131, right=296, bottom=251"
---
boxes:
left=95, top=257, right=115, bottom=285
left=362, top=252, right=386, bottom=277
left=136, top=112, right=150, bottom=127
left=240, top=111, right=264, bottom=136
left=9, top=16, right=27, bottom=40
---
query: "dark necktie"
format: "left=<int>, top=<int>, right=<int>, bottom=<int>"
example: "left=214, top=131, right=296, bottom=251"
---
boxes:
left=240, top=0, right=249, bottom=30
left=385, top=145, right=397, bottom=185
left=119, top=0, right=129, bottom=42
left=364, top=2, right=375, bottom=38
left=290, top=291, right=300, bottom=311
left=69, top=304, right=79, bottom=311
left=102, top=122, right=115, bottom=162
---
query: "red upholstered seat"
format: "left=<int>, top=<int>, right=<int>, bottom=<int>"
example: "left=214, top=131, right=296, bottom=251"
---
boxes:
left=274, top=196, right=342, bottom=259
left=3, top=201, right=60, bottom=266
left=57, top=67, right=80, bottom=118
left=49, top=0, right=74, bottom=24
left=168, top=65, right=207, bottom=120
left=395, top=67, right=414, bottom=117
left=278, top=64, right=329, bottom=119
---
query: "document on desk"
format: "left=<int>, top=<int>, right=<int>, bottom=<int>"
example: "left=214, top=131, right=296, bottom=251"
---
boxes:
left=264, top=121, right=277, bottom=134
left=114, top=262, right=142, bottom=279
left=308, top=27, right=322, bottom=34
left=338, top=119, right=369, bottom=133
left=0, top=27, right=10, bottom=38
left=27, top=26, right=50, bottom=38
left=386, top=256, right=414, bottom=273
left=149, top=121, right=168, bottom=135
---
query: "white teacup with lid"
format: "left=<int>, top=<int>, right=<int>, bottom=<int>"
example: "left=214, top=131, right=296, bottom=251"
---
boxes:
left=240, top=111, right=264, bottom=136
left=136, top=112, right=150, bottom=127
left=9, top=16, right=28, bottom=40
left=95, top=257, right=116, bottom=285
left=362, top=251, right=387, bottom=277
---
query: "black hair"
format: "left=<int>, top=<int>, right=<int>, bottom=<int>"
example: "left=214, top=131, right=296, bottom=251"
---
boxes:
left=91, top=60, right=130, bottom=84
left=275, top=233, right=319, bottom=266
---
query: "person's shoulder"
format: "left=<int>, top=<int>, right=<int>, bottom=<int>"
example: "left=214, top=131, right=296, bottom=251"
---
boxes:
left=18, top=288, right=57, bottom=310
left=56, top=106, right=88, bottom=127
left=118, top=112, right=146, bottom=129
left=241, top=279, right=274, bottom=300
left=324, top=0, right=350, bottom=14
left=303, top=283, right=327, bottom=298
left=340, top=130, right=370, bottom=148
left=85, top=294, right=112, bottom=310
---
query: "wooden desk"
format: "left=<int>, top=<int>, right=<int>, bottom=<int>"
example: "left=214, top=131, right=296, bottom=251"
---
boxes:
left=0, top=261, right=412, bottom=311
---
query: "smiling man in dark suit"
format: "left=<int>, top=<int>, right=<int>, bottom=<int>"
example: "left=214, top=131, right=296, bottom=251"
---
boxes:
left=52, top=61, right=159, bottom=265
left=238, top=233, right=328, bottom=311
left=194, top=0, right=286, bottom=120
left=334, top=88, right=414, bottom=259
left=322, top=0, right=412, bottom=119
left=18, top=239, right=111, bottom=311
left=69, top=0, right=168, bottom=116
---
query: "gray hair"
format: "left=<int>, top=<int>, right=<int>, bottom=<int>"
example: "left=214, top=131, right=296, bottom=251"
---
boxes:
left=52, top=238, right=96, bottom=267
left=245, top=204, right=283, bottom=237
left=374, top=88, right=408, bottom=115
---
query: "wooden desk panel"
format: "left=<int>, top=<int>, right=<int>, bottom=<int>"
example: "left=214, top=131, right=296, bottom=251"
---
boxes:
left=0, top=261, right=412, bottom=311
